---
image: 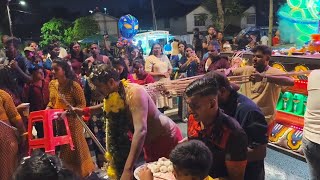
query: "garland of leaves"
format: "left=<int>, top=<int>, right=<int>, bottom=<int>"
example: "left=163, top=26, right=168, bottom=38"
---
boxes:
left=104, top=80, right=131, bottom=180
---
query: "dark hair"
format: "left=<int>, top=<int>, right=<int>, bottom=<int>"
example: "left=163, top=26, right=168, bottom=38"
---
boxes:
left=193, top=28, right=200, bottom=32
left=185, top=77, right=219, bottom=98
left=27, top=41, right=37, bottom=47
left=113, top=58, right=129, bottom=80
left=251, top=45, right=272, bottom=56
left=28, top=64, right=44, bottom=75
left=90, top=64, right=120, bottom=83
left=5, top=37, right=20, bottom=48
left=69, top=42, right=84, bottom=62
left=204, top=71, right=232, bottom=91
left=52, top=58, right=76, bottom=81
left=178, top=41, right=186, bottom=48
left=170, top=140, right=212, bottom=179
left=207, top=25, right=215, bottom=30
left=14, top=151, right=79, bottom=180
left=186, top=44, right=194, bottom=51
left=47, top=43, right=59, bottom=51
left=149, top=43, right=162, bottom=56
left=132, top=59, right=145, bottom=69
left=0, top=65, right=19, bottom=94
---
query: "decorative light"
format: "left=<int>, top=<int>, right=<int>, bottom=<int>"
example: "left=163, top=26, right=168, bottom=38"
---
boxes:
left=278, top=0, right=320, bottom=45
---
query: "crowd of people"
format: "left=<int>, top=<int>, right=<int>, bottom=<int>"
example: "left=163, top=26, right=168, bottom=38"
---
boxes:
left=3, top=22, right=320, bottom=180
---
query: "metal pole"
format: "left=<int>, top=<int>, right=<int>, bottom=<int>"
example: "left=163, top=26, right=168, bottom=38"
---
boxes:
left=151, top=0, right=157, bottom=30
left=6, top=0, right=13, bottom=36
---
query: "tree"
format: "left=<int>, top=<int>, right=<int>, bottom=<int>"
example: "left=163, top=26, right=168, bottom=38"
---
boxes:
left=40, top=18, right=67, bottom=47
left=72, top=16, right=99, bottom=41
left=216, top=0, right=225, bottom=31
left=202, top=0, right=248, bottom=31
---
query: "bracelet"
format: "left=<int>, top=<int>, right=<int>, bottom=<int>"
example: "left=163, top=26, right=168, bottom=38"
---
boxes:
left=83, top=107, right=91, bottom=116
left=21, top=132, right=28, bottom=137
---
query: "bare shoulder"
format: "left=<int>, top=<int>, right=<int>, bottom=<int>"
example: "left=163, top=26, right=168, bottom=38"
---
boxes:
left=126, top=84, right=150, bottom=111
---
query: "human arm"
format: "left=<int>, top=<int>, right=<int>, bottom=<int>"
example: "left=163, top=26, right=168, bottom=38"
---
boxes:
left=225, top=130, right=248, bottom=180
left=241, top=109, right=268, bottom=161
left=10, top=60, right=32, bottom=83
left=104, top=35, right=111, bottom=52
left=249, top=72, right=294, bottom=86
left=2, top=91, right=26, bottom=135
left=121, top=88, right=149, bottom=180
left=145, top=56, right=165, bottom=77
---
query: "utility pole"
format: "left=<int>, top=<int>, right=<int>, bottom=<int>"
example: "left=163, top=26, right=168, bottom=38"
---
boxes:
left=6, top=0, right=13, bottom=36
left=151, top=0, right=157, bottom=30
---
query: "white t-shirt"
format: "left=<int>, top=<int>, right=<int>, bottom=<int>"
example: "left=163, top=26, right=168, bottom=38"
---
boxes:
left=304, top=70, right=320, bottom=144
left=261, top=36, right=268, bottom=45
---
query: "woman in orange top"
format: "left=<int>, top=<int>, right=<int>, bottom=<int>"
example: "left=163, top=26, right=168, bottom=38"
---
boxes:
left=0, top=89, right=27, bottom=180
left=47, top=59, right=95, bottom=177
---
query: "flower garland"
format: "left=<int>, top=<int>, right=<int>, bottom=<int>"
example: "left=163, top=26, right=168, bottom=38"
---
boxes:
left=104, top=79, right=131, bottom=180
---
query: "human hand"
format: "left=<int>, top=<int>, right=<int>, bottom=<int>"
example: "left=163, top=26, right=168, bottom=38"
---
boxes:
left=138, top=166, right=153, bottom=180
left=10, top=60, right=18, bottom=69
left=120, top=169, right=133, bottom=180
left=71, top=107, right=84, bottom=116
left=178, top=137, right=188, bottom=144
left=163, top=72, right=170, bottom=78
left=249, top=71, right=264, bottom=83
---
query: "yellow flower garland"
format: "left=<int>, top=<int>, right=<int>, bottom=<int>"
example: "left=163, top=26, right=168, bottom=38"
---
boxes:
left=104, top=79, right=130, bottom=179
left=103, top=79, right=130, bottom=113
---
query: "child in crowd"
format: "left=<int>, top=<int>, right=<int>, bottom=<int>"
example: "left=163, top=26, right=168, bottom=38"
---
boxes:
left=138, top=140, right=213, bottom=180
left=23, top=64, right=49, bottom=138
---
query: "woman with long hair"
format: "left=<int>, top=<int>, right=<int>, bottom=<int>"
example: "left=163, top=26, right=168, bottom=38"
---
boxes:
left=113, top=58, right=132, bottom=81
left=68, top=42, right=85, bottom=76
left=0, top=89, right=26, bottom=180
left=145, top=43, right=173, bottom=113
left=46, top=58, right=95, bottom=178
left=131, top=60, right=155, bottom=85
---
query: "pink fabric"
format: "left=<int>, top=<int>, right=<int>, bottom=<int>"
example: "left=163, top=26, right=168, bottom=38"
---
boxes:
left=143, top=125, right=183, bottom=162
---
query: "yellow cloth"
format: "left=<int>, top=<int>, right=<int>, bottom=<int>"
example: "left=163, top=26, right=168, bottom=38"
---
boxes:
left=48, top=80, right=95, bottom=177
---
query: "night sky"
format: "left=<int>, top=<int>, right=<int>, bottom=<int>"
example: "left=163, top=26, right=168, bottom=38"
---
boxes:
left=0, top=0, right=202, bottom=39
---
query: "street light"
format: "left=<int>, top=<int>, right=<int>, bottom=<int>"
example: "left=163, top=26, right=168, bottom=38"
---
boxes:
left=6, top=0, right=27, bottom=36
left=19, top=1, right=26, bottom=6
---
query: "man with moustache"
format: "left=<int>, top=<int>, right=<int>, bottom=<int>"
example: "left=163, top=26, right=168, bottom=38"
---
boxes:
left=226, top=45, right=294, bottom=129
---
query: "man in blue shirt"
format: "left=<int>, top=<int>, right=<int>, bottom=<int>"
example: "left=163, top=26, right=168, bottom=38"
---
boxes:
left=205, top=71, right=268, bottom=180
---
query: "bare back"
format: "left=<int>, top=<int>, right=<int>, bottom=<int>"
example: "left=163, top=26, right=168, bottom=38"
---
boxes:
left=125, top=83, right=176, bottom=143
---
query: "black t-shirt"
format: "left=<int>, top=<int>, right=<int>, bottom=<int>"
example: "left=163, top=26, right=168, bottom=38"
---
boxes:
left=220, top=91, right=268, bottom=147
left=189, top=110, right=248, bottom=178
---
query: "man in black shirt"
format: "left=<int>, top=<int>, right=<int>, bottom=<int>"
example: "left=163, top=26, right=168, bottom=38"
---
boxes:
left=185, top=77, right=248, bottom=180
left=205, top=71, right=268, bottom=180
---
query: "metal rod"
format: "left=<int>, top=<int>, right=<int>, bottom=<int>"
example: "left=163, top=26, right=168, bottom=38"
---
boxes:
left=58, top=92, right=107, bottom=155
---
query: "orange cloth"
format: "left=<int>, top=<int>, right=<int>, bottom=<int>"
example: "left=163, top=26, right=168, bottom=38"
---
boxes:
left=48, top=80, right=95, bottom=177
left=0, top=90, right=21, bottom=180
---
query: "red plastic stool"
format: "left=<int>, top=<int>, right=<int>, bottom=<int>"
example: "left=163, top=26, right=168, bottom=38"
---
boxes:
left=28, top=109, right=74, bottom=155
